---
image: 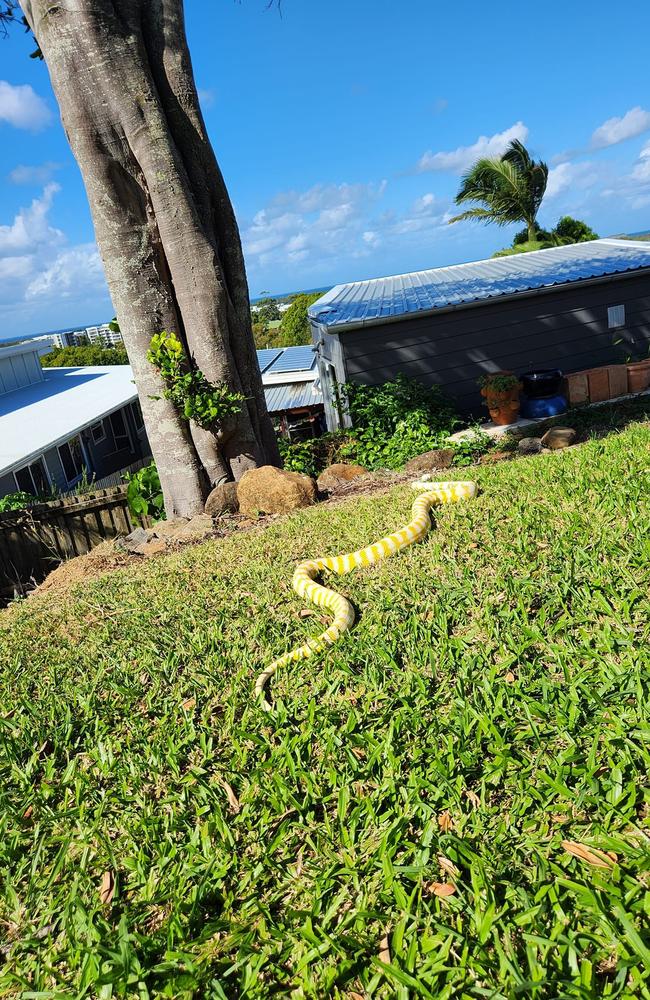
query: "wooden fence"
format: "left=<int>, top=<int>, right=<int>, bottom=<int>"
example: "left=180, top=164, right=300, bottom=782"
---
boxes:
left=0, top=486, right=151, bottom=602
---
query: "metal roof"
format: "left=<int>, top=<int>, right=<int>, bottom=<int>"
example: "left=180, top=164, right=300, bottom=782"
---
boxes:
left=264, top=380, right=322, bottom=413
left=0, top=365, right=138, bottom=477
left=308, top=239, right=650, bottom=331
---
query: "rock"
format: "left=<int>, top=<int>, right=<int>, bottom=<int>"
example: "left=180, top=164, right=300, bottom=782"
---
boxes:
left=237, top=465, right=317, bottom=517
left=205, top=482, right=239, bottom=517
left=541, top=426, right=577, bottom=450
left=119, top=526, right=155, bottom=553
left=151, top=517, right=189, bottom=539
left=517, top=437, right=543, bottom=455
left=405, top=448, right=455, bottom=474
left=317, top=463, right=367, bottom=490
left=480, top=450, right=511, bottom=465
left=172, top=513, right=215, bottom=542
left=447, top=427, right=489, bottom=444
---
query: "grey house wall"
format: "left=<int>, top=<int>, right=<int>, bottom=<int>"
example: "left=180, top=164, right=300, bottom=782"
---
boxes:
left=319, top=271, right=650, bottom=421
left=1, top=401, right=151, bottom=500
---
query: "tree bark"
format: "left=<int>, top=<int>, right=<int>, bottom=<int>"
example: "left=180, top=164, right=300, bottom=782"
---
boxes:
left=21, top=0, right=280, bottom=517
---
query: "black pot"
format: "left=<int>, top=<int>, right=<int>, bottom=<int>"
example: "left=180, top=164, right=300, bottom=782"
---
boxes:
left=520, top=369, right=563, bottom=399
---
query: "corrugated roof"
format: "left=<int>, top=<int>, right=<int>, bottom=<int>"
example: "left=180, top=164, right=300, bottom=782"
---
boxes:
left=308, top=239, right=650, bottom=331
left=264, top=380, right=322, bottom=413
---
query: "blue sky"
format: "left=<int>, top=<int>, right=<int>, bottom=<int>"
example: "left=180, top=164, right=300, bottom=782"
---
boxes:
left=2, top=0, right=650, bottom=338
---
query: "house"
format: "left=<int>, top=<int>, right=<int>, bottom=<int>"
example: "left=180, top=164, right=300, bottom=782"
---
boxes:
left=0, top=342, right=150, bottom=500
left=309, top=239, right=650, bottom=428
left=258, top=345, right=324, bottom=439
left=51, top=322, right=123, bottom=349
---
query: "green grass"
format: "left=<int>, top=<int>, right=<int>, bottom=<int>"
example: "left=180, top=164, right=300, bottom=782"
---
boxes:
left=1, top=421, right=649, bottom=999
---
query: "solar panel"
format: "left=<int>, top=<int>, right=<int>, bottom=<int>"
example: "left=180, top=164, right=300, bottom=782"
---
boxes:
left=256, top=348, right=283, bottom=373
left=266, top=346, right=316, bottom=374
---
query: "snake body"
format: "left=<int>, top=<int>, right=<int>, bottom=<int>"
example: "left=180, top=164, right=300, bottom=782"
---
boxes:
left=255, top=479, right=477, bottom=710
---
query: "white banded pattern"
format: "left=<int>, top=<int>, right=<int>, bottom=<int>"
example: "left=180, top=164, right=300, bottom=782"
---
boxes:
left=254, top=479, right=478, bottom=710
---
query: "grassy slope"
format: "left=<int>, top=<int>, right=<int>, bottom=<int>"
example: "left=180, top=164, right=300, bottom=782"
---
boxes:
left=1, top=423, right=649, bottom=999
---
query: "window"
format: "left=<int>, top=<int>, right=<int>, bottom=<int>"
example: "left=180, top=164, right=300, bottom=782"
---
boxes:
left=90, top=421, right=106, bottom=444
left=130, top=399, right=144, bottom=430
left=608, top=305, right=625, bottom=328
left=58, top=436, right=85, bottom=484
left=110, top=409, right=131, bottom=450
left=14, top=458, right=49, bottom=497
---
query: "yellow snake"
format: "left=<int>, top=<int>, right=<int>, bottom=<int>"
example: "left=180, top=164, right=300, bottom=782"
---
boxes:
left=255, top=479, right=477, bottom=710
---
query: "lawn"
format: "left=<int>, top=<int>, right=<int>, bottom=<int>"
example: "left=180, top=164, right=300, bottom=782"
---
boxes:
left=1, top=421, right=649, bottom=998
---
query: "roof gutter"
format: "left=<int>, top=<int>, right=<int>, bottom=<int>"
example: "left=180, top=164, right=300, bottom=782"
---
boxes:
left=312, top=266, right=650, bottom=335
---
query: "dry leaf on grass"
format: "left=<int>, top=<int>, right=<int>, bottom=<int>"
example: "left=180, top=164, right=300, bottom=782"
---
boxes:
left=504, top=671, right=516, bottom=683
left=220, top=780, right=241, bottom=814
left=22, top=805, right=33, bottom=820
left=298, top=608, right=316, bottom=618
left=427, top=881, right=457, bottom=897
left=347, top=993, right=366, bottom=1000
left=438, top=855, right=460, bottom=879
left=99, top=870, right=115, bottom=905
left=562, top=840, right=617, bottom=868
left=464, top=789, right=481, bottom=808
left=438, top=811, right=454, bottom=832
left=378, top=932, right=391, bottom=965
left=181, top=697, right=196, bottom=711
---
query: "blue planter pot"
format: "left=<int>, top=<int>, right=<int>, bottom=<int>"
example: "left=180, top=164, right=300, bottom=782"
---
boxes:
left=519, top=392, right=568, bottom=420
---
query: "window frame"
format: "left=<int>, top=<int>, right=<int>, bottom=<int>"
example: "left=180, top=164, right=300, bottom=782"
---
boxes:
left=130, top=399, right=144, bottom=431
left=13, top=456, right=51, bottom=497
left=90, top=420, right=106, bottom=444
left=109, top=408, right=133, bottom=452
left=57, top=435, right=86, bottom=486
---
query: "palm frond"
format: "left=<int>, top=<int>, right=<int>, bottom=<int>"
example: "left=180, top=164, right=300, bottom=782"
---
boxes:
left=448, top=207, right=509, bottom=227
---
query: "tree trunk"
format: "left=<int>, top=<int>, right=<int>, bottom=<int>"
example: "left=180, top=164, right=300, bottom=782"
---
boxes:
left=21, top=0, right=280, bottom=518
left=527, top=219, right=537, bottom=243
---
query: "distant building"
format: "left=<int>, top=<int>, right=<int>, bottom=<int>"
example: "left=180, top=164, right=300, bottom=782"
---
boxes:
left=86, top=323, right=123, bottom=347
left=0, top=343, right=149, bottom=500
left=51, top=323, right=123, bottom=350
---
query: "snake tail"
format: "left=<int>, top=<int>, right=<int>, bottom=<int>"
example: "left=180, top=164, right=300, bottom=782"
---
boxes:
left=254, top=479, right=477, bottom=710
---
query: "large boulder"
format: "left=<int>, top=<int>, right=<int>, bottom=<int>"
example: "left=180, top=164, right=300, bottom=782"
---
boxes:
left=205, top=481, right=239, bottom=517
left=172, top=513, right=215, bottom=542
left=541, top=426, right=577, bottom=450
left=317, top=462, right=367, bottom=491
left=237, top=465, right=317, bottom=517
left=405, top=448, right=455, bottom=474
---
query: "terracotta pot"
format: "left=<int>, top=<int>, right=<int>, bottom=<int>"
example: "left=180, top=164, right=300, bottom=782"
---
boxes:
left=627, top=360, right=650, bottom=394
left=488, top=400, right=520, bottom=426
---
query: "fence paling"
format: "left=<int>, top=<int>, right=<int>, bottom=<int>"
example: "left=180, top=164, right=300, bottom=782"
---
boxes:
left=0, top=485, right=152, bottom=601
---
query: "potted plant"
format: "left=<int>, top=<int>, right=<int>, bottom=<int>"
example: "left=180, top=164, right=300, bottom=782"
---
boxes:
left=478, top=372, right=522, bottom=426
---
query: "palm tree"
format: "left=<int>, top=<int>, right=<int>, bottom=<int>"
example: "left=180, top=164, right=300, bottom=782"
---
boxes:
left=448, top=140, right=549, bottom=244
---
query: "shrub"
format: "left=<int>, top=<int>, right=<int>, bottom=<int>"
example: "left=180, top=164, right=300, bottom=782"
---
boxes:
left=124, top=462, right=165, bottom=521
left=341, top=375, right=459, bottom=470
left=278, top=432, right=352, bottom=478
left=0, top=491, right=38, bottom=513
left=147, top=331, right=244, bottom=429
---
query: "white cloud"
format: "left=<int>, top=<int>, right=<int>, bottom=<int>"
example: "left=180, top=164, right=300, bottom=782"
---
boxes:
left=242, top=180, right=388, bottom=269
left=0, top=80, right=53, bottom=131
left=630, top=141, right=650, bottom=183
left=417, top=122, right=529, bottom=173
left=591, top=107, right=650, bottom=149
left=26, top=244, right=104, bottom=298
left=545, top=161, right=598, bottom=199
left=0, top=256, right=33, bottom=280
left=9, top=162, right=61, bottom=185
left=0, top=184, right=64, bottom=255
